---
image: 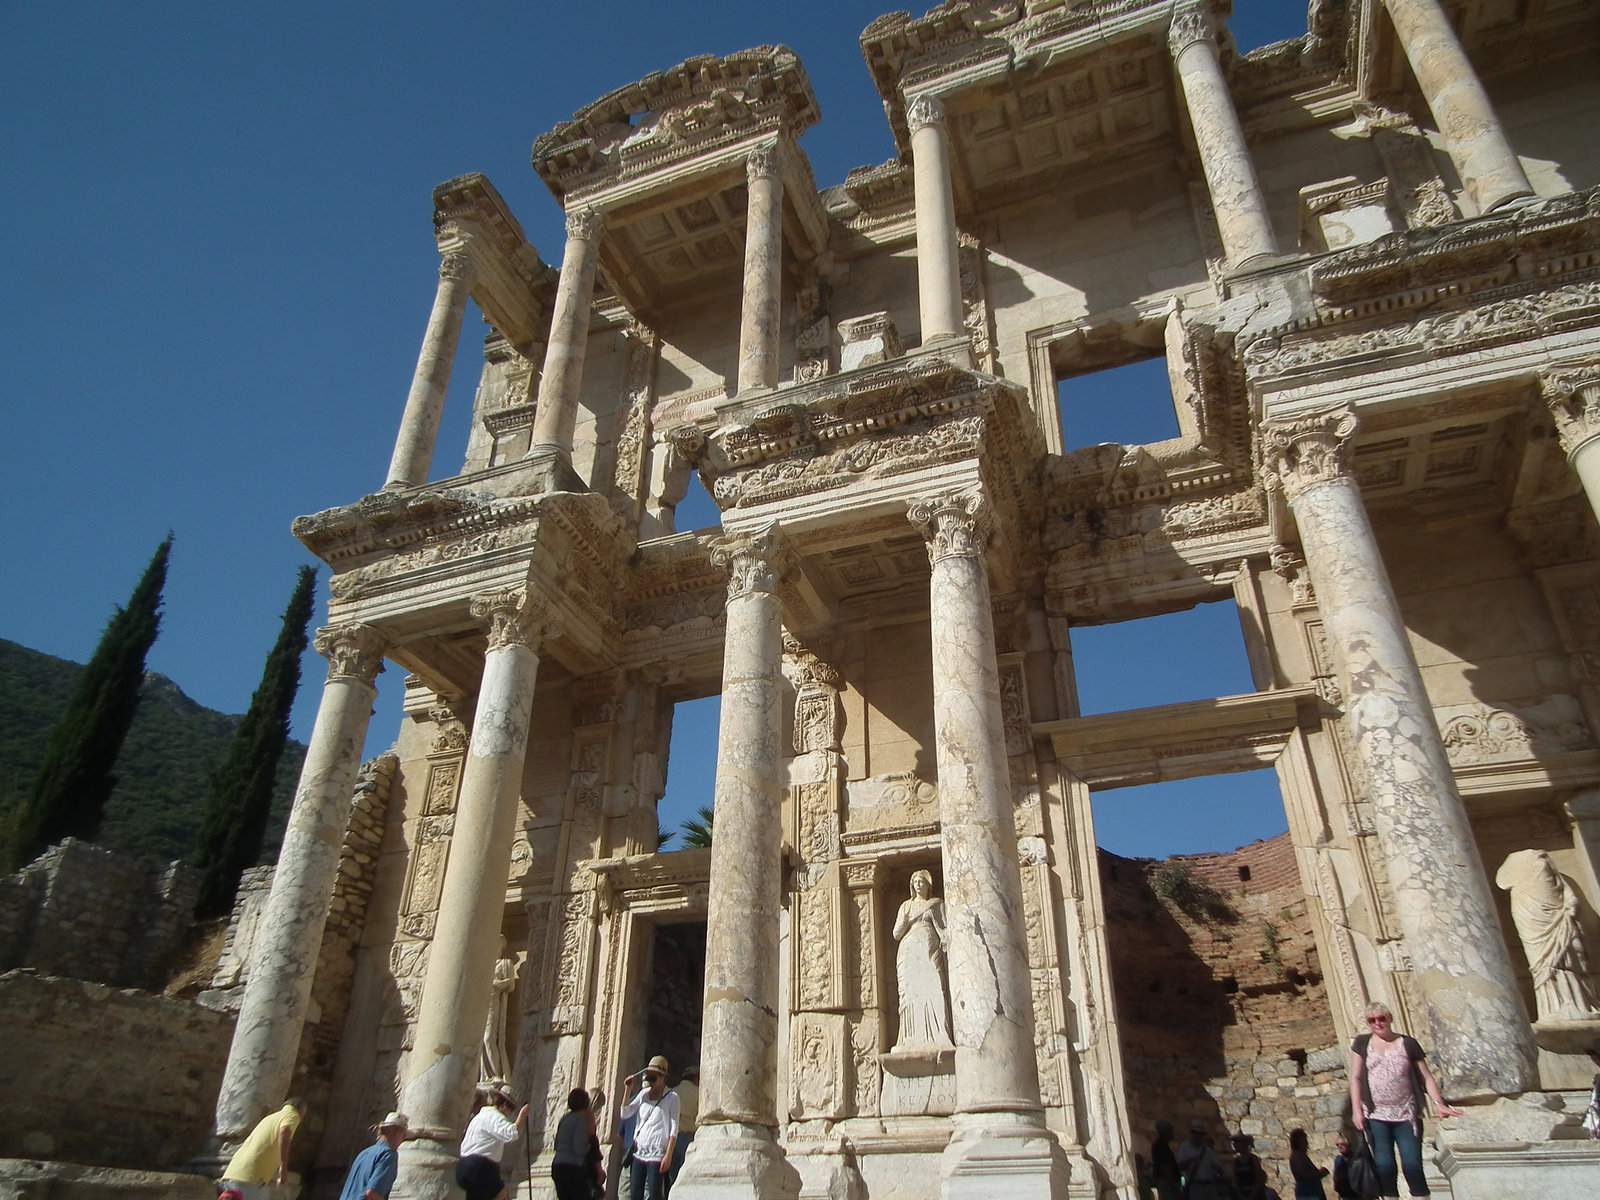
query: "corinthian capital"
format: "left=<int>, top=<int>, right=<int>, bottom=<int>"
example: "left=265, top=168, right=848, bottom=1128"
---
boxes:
left=746, top=142, right=782, bottom=182
left=1168, top=0, right=1216, bottom=57
left=315, top=623, right=387, bottom=685
left=1539, top=363, right=1600, bottom=456
left=1260, top=405, right=1359, bottom=502
left=438, top=251, right=477, bottom=285
left=565, top=205, right=603, bottom=242
left=906, top=93, right=945, bottom=133
left=470, top=588, right=547, bottom=651
left=907, top=491, right=993, bottom=563
left=710, top=524, right=789, bottom=600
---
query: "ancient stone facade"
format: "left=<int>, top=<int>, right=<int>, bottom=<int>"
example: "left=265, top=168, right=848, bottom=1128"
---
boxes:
left=214, top=4, right=1600, bottom=1199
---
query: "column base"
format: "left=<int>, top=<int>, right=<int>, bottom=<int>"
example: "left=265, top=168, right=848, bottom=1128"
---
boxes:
left=940, top=1111, right=1068, bottom=1200
left=670, top=1122, right=801, bottom=1200
left=390, top=1135, right=461, bottom=1200
left=518, top=443, right=587, bottom=495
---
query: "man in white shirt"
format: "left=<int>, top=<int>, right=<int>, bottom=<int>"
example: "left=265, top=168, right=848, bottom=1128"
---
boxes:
left=620, top=1055, right=679, bottom=1200
left=455, top=1083, right=529, bottom=1200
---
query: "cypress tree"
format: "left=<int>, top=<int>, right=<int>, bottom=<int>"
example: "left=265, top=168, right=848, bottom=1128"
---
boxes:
left=8, top=535, right=171, bottom=869
left=192, top=565, right=316, bottom=918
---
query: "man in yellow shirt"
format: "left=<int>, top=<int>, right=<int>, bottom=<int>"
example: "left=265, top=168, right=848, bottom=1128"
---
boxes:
left=220, top=1098, right=306, bottom=1199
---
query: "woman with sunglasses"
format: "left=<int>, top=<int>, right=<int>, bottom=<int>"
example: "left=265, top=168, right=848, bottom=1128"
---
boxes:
left=1347, top=1003, right=1461, bottom=1198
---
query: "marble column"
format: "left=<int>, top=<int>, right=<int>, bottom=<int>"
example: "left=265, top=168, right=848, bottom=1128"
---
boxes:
left=737, top=144, right=784, bottom=395
left=907, top=493, right=1064, bottom=1200
left=1564, top=790, right=1600, bottom=911
left=385, top=252, right=476, bottom=491
left=529, top=206, right=603, bottom=466
left=908, top=94, right=966, bottom=345
left=1262, top=406, right=1537, bottom=1098
left=1383, top=0, right=1534, bottom=214
left=673, top=526, right=797, bottom=1200
left=1168, top=2, right=1278, bottom=267
left=208, top=623, right=386, bottom=1154
left=394, top=590, right=545, bottom=1200
left=1541, top=364, right=1600, bottom=521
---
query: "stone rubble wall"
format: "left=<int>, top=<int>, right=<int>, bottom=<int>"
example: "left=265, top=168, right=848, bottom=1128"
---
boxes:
left=0, top=969, right=233, bottom=1171
left=0, top=839, right=200, bottom=989
left=1102, top=833, right=1345, bottom=1192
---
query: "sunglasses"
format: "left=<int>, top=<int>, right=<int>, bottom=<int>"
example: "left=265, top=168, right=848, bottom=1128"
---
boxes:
left=1367, top=1016, right=1390, bottom=1025
left=645, top=1072, right=660, bottom=1082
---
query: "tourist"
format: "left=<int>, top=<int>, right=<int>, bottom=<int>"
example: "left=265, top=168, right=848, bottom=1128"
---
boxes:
left=666, top=1065, right=699, bottom=1195
left=1287, top=1128, right=1329, bottom=1199
left=620, top=1055, right=679, bottom=1200
left=1175, top=1121, right=1231, bottom=1199
left=1149, top=1119, right=1182, bottom=1200
left=455, top=1082, right=529, bottom=1200
left=219, top=1096, right=306, bottom=1200
left=550, top=1089, right=602, bottom=1200
left=1347, top=1002, right=1461, bottom=1199
left=1230, top=1131, right=1266, bottom=1199
left=337, top=1111, right=408, bottom=1200
left=1329, top=1133, right=1356, bottom=1199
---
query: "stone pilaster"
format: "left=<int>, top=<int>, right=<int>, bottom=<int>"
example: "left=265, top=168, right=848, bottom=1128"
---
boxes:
left=1261, top=405, right=1537, bottom=1098
left=1564, top=790, right=1600, bottom=914
left=673, top=525, right=798, bottom=1200
left=529, top=206, right=603, bottom=478
left=385, top=252, right=476, bottom=490
left=394, top=590, right=545, bottom=1200
left=908, top=95, right=966, bottom=346
left=1382, top=0, right=1534, bottom=214
left=1541, top=364, right=1600, bottom=523
left=1167, top=2, right=1277, bottom=267
left=207, top=623, right=386, bottom=1156
left=737, top=143, right=784, bottom=395
left=907, top=493, right=1065, bottom=1200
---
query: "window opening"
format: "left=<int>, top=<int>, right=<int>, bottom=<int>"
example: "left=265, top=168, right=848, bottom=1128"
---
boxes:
left=674, top=470, right=722, bottom=534
left=1056, top=355, right=1178, bottom=452
left=1070, top=599, right=1256, bottom=717
left=659, top=695, right=719, bottom=850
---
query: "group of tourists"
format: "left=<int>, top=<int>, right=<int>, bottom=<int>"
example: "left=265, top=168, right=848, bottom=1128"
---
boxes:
left=1143, top=1003, right=1463, bottom=1200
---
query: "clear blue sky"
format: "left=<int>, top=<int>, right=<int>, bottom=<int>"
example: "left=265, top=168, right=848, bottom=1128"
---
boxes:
left=3, top=1, right=1308, bottom=857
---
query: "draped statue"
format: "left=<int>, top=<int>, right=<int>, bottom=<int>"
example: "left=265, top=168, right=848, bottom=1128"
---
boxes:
left=892, top=869, right=953, bottom=1051
left=480, top=942, right=517, bottom=1082
left=1495, top=849, right=1599, bottom=1022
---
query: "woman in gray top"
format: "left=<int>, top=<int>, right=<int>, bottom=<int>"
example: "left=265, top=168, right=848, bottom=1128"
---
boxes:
left=551, top=1089, right=600, bottom=1200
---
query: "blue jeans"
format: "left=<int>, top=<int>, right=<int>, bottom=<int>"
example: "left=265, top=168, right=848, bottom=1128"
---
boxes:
left=1367, top=1120, right=1429, bottom=1196
left=630, top=1156, right=665, bottom=1200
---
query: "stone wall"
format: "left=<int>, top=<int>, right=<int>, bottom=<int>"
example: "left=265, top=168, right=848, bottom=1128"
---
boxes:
left=0, top=970, right=233, bottom=1170
left=1102, top=834, right=1345, bottom=1192
left=0, top=839, right=200, bottom=989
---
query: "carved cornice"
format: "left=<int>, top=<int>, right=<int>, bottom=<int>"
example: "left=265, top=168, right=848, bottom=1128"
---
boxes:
left=470, top=588, right=547, bottom=651
left=1539, top=363, right=1600, bottom=456
left=315, top=623, right=387, bottom=686
left=907, top=490, right=993, bottom=564
left=710, top=524, right=789, bottom=600
left=1167, top=2, right=1215, bottom=58
left=1259, top=405, right=1359, bottom=502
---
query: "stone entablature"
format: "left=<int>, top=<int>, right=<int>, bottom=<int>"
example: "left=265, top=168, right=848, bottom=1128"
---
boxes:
left=431, top=173, right=557, bottom=356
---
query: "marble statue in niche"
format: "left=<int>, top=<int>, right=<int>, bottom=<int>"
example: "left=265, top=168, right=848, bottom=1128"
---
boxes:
left=481, top=939, right=517, bottom=1082
left=892, top=869, right=953, bottom=1050
left=1495, top=849, right=1600, bottom=1022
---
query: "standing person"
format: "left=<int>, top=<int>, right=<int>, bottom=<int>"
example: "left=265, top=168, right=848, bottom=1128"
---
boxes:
left=665, top=1066, right=699, bottom=1196
left=456, top=1082, right=529, bottom=1200
left=551, top=1089, right=600, bottom=1200
left=1348, top=1002, right=1461, bottom=1199
left=220, top=1097, right=306, bottom=1199
left=1330, top=1133, right=1357, bottom=1199
left=619, top=1055, right=679, bottom=1200
left=1231, top=1131, right=1266, bottom=1200
left=1149, top=1119, right=1183, bottom=1200
left=1288, top=1128, right=1329, bottom=1199
left=1175, top=1121, right=1232, bottom=1200
left=337, top=1112, right=408, bottom=1200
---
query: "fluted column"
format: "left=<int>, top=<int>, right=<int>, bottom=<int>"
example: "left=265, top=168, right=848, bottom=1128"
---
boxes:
left=1262, top=406, right=1537, bottom=1098
left=908, top=94, right=966, bottom=345
left=208, top=624, right=386, bottom=1155
left=1168, top=2, right=1278, bottom=267
left=907, top=493, right=1064, bottom=1200
left=395, top=590, right=545, bottom=1200
left=737, top=144, right=784, bottom=395
left=1541, top=364, right=1600, bottom=521
left=385, top=252, right=476, bottom=491
left=529, top=206, right=603, bottom=461
left=1383, top=0, right=1533, bottom=214
left=673, top=526, right=796, bottom=1200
